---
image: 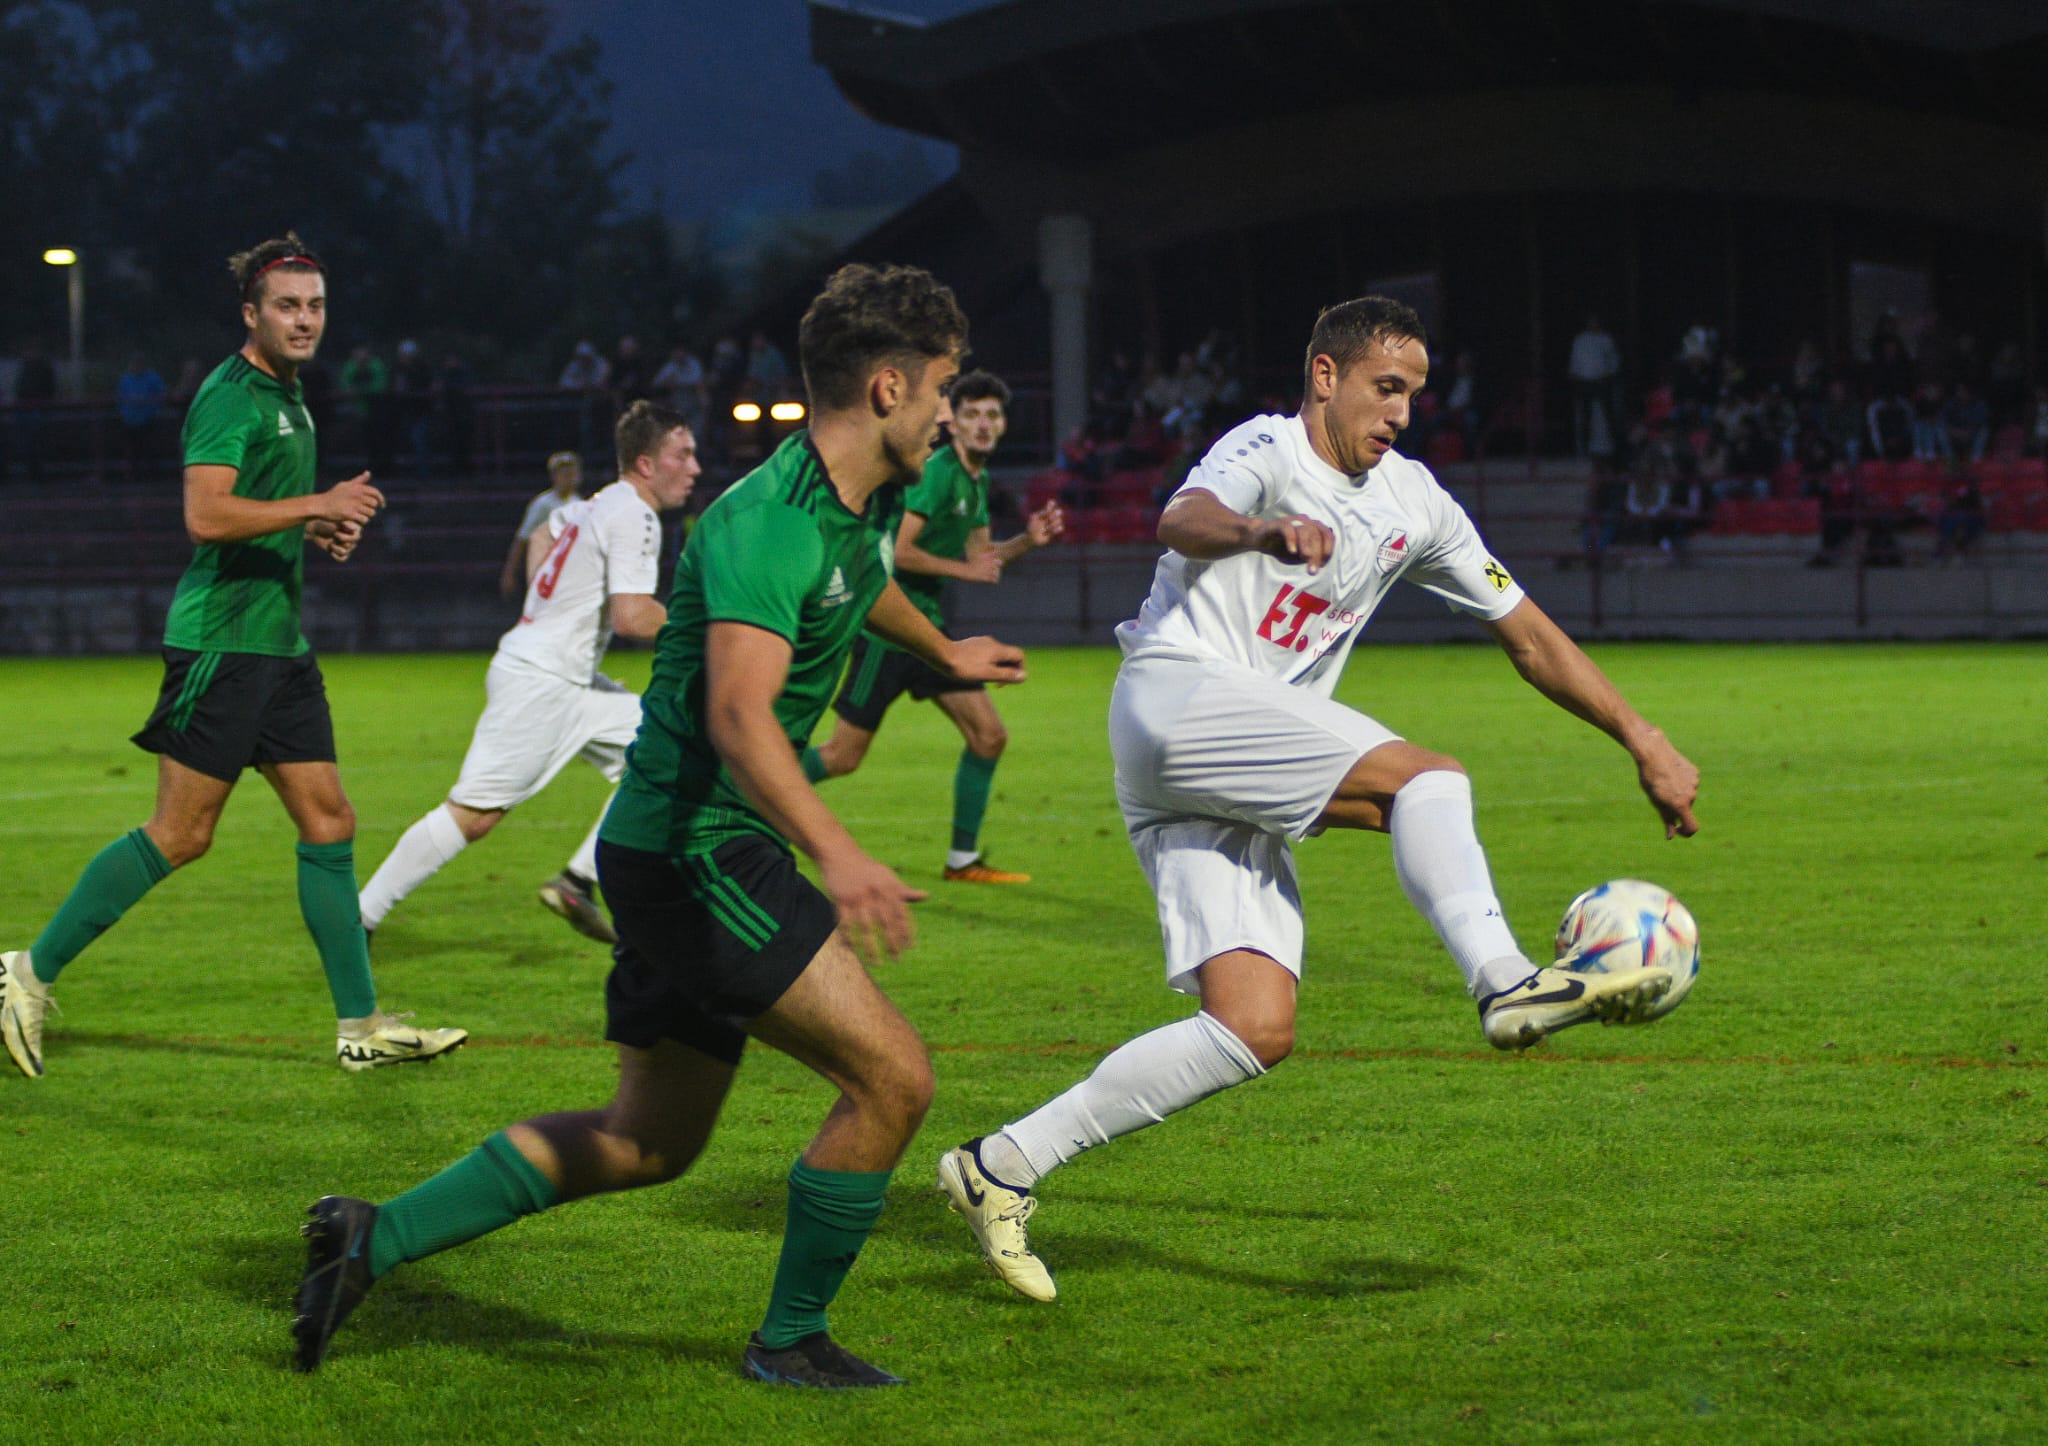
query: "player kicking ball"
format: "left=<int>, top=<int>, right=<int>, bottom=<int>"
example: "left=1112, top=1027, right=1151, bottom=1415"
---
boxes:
left=0, top=233, right=463, bottom=1079
left=803, top=370, right=1064, bottom=882
left=358, top=401, right=700, bottom=947
left=293, top=264, right=1025, bottom=1387
left=937, top=296, right=1700, bottom=1302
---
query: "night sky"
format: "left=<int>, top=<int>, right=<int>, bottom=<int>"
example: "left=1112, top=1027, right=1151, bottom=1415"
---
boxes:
left=577, top=0, right=987, bottom=218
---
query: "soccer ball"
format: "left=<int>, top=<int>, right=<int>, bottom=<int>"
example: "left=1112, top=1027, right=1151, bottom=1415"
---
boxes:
left=1553, top=879, right=1699, bottom=1022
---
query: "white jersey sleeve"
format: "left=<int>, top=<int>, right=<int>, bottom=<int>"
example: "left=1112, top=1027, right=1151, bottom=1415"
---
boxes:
left=516, top=490, right=562, bottom=540
left=1401, top=469, right=1525, bottom=620
left=494, top=480, right=660, bottom=684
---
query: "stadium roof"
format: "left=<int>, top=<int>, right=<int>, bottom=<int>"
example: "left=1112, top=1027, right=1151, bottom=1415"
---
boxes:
left=813, top=0, right=2048, bottom=163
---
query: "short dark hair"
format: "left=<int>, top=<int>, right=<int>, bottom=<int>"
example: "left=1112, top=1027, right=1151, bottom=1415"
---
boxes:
left=1303, top=296, right=1428, bottom=388
left=615, top=399, right=690, bottom=475
left=949, top=369, right=1010, bottom=409
left=799, top=263, right=968, bottom=413
left=228, top=231, right=325, bottom=304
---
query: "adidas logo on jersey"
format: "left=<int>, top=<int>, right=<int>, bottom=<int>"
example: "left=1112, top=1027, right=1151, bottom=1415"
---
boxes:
left=277, top=411, right=295, bottom=436
left=821, top=566, right=852, bottom=607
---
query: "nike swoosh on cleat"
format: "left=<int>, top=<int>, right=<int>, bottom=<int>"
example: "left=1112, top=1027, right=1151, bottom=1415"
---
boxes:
left=1505, top=982, right=1585, bottom=1008
left=958, top=1164, right=986, bottom=1209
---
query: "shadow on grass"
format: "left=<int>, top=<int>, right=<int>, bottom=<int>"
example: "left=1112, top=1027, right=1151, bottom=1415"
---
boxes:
left=203, top=1233, right=735, bottom=1371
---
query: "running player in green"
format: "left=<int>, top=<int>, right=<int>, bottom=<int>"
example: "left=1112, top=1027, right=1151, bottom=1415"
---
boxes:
left=0, top=233, right=466, bottom=1080
left=804, top=370, right=1064, bottom=882
left=292, top=263, right=1025, bottom=1387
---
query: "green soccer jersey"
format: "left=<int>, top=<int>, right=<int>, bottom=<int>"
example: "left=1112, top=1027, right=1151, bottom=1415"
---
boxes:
left=602, top=431, right=902, bottom=856
left=163, top=354, right=317, bottom=656
left=896, top=443, right=988, bottom=628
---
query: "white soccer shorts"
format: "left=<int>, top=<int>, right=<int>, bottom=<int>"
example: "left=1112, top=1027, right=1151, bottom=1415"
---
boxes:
left=447, top=656, right=642, bottom=813
left=1110, top=650, right=1400, bottom=991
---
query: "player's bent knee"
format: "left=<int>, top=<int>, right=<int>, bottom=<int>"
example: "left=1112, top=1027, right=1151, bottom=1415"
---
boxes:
left=1237, top=1019, right=1295, bottom=1070
left=858, top=1052, right=936, bottom=1137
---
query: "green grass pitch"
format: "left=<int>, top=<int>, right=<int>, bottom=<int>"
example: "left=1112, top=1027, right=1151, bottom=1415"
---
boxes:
left=3, top=641, right=2045, bottom=1442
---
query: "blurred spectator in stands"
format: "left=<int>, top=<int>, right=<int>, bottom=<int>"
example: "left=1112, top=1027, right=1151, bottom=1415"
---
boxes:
left=337, top=344, right=386, bottom=462
left=438, top=352, right=474, bottom=477
left=1908, top=383, right=1946, bottom=461
left=1580, top=455, right=1631, bottom=562
left=1672, top=325, right=1718, bottom=424
left=12, top=337, right=56, bottom=484
left=612, top=334, right=649, bottom=407
left=1161, top=351, right=1213, bottom=435
left=1140, top=354, right=1176, bottom=415
left=1866, top=391, right=1912, bottom=461
left=1986, top=342, right=2027, bottom=426
left=652, top=344, right=707, bottom=435
left=116, top=351, right=168, bottom=482
left=1941, top=382, right=1989, bottom=464
left=1641, top=374, right=1675, bottom=431
left=1790, top=339, right=1827, bottom=404
left=1693, top=423, right=1729, bottom=494
left=1113, top=399, right=1166, bottom=469
left=1091, top=348, right=1136, bottom=432
left=1815, top=377, right=1863, bottom=463
left=1648, top=453, right=1710, bottom=561
left=1806, top=463, right=1858, bottom=568
left=1567, top=315, right=1621, bottom=459
left=1935, top=474, right=1984, bottom=562
left=1442, top=351, right=1483, bottom=452
left=706, top=333, right=745, bottom=466
left=1866, top=333, right=1915, bottom=401
left=1725, top=414, right=1776, bottom=495
left=559, top=339, right=611, bottom=465
left=746, top=331, right=790, bottom=398
left=394, top=338, right=435, bottom=477
left=501, top=450, right=585, bottom=599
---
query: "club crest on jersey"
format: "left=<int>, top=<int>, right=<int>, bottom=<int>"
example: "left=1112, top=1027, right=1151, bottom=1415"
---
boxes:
left=1376, top=531, right=1409, bottom=572
left=821, top=566, right=853, bottom=607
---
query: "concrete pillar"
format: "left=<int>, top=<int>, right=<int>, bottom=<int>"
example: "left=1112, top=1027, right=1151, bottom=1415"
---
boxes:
left=1039, top=214, right=1092, bottom=449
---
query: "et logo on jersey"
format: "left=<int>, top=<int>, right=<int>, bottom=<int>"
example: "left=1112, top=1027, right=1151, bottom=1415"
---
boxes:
left=1255, top=583, right=1359, bottom=654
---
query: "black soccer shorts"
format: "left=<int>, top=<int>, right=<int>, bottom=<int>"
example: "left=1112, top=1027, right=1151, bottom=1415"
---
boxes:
left=131, top=648, right=337, bottom=783
left=830, top=632, right=980, bottom=733
left=598, top=835, right=839, bottom=1065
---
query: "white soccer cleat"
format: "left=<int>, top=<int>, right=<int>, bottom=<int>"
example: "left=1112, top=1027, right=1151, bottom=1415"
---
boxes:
left=336, top=1012, right=469, bottom=1072
left=1478, top=964, right=1672, bottom=1051
left=937, top=1141, right=1056, bottom=1302
left=1, top=951, right=53, bottom=1080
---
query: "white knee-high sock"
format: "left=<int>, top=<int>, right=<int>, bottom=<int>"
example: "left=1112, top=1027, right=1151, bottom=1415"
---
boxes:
left=991, top=1011, right=1266, bottom=1186
left=1389, top=770, right=1530, bottom=999
left=565, top=797, right=611, bottom=887
left=359, top=804, right=469, bottom=930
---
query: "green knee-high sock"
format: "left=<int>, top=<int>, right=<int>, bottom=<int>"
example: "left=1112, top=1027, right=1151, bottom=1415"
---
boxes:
left=368, top=1131, right=559, bottom=1279
left=296, top=840, right=377, bottom=1019
left=799, top=746, right=829, bottom=784
left=29, top=828, right=173, bottom=983
left=951, top=749, right=999, bottom=856
left=759, top=1159, right=892, bottom=1348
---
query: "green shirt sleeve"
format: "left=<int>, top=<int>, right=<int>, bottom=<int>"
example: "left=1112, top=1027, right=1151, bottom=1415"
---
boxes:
left=970, top=473, right=991, bottom=531
left=182, top=380, right=261, bottom=469
left=903, top=462, right=949, bottom=520
left=699, top=502, right=823, bottom=643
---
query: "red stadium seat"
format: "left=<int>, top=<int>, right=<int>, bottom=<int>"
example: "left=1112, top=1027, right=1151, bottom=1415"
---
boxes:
left=1770, top=460, right=1804, bottom=498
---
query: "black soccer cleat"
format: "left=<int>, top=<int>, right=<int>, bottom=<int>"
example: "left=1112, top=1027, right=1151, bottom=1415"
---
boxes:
left=741, top=1330, right=906, bottom=1388
left=292, top=1195, right=379, bottom=1372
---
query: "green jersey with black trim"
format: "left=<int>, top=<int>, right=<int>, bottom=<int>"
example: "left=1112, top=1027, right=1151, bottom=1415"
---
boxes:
left=896, top=443, right=988, bottom=628
left=602, top=431, right=902, bottom=856
left=163, top=353, right=317, bottom=656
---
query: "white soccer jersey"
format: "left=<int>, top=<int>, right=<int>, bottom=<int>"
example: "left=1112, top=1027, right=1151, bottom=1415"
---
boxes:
left=515, top=488, right=576, bottom=540
left=496, top=479, right=661, bottom=685
left=1115, top=413, right=1525, bottom=696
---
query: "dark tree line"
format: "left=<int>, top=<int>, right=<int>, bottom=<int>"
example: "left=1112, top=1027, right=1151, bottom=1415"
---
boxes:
left=1, top=0, right=711, bottom=379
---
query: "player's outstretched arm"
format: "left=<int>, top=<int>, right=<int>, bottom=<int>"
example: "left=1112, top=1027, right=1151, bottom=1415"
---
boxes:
left=862, top=582, right=1027, bottom=684
left=1484, top=598, right=1700, bottom=838
left=1158, top=488, right=1333, bottom=574
left=896, top=510, right=1002, bottom=584
left=184, top=465, right=383, bottom=547
left=704, top=620, right=925, bottom=963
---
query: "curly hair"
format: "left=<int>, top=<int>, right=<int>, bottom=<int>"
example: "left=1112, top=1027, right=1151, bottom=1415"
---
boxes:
left=227, top=231, right=325, bottom=304
left=799, top=263, right=968, bottom=413
left=948, top=369, right=1011, bottom=409
left=1303, top=296, right=1428, bottom=388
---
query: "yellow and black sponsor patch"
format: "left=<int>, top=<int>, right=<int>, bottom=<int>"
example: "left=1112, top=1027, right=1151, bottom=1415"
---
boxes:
left=1483, top=559, right=1513, bottom=592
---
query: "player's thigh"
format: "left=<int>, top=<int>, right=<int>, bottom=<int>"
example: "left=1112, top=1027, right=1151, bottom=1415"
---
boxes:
left=932, top=685, right=1004, bottom=754
left=1131, top=815, right=1305, bottom=995
left=1111, top=653, right=1399, bottom=840
left=574, top=687, right=644, bottom=782
left=143, top=754, right=237, bottom=863
left=449, top=664, right=587, bottom=810
left=748, top=931, right=931, bottom=1112
left=261, top=760, right=354, bottom=841
left=600, top=1037, right=740, bottom=1161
